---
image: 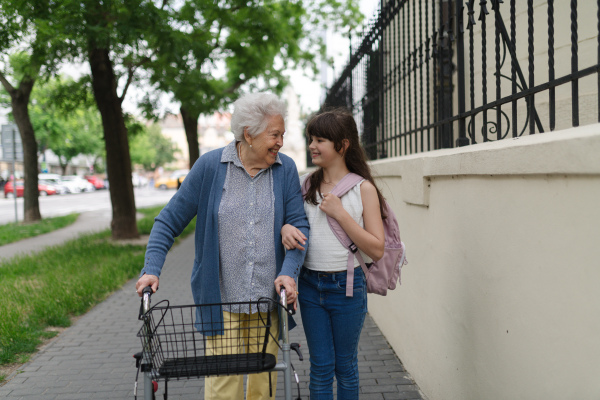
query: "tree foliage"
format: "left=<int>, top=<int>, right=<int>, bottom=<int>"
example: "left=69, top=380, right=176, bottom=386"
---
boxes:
left=141, top=0, right=363, bottom=167
left=1, top=0, right=362, bottom=235
left=29, top=77, right=104, bottom=174
left=129, top=120, right=179, bottom=171
left=44, top=0, right=174, bottom=238
left=0, top=0, right=89, bottom=221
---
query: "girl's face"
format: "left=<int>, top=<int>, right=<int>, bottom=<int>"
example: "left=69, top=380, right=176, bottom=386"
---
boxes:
left=308, top=136, right=343, bottom=167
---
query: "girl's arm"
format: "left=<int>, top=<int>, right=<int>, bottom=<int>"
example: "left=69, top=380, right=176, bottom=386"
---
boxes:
left=319, top=181, right=385, bottom=261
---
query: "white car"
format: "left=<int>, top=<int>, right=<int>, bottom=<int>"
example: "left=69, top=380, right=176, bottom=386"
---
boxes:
left=61, top=175, right=95, bottom=193
left=132, top=173, right=149, bottom=188
left=38, top=173, right=69, bottom=195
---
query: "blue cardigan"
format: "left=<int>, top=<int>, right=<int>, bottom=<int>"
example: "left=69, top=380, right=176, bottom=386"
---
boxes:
left=141, top=147, right=309, bottom=330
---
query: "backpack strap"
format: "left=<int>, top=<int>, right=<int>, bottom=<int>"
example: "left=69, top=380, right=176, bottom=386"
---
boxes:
left=327, top=173, right=369, bottom=297
left=301, top=173, right=370, bottom=297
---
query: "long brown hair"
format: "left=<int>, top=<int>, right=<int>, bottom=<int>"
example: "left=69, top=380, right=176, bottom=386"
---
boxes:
left=305, top=108, right=387, bottom=219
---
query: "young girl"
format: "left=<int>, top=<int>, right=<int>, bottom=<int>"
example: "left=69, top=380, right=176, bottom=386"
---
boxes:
left=282, top=109, right=386, bottom=399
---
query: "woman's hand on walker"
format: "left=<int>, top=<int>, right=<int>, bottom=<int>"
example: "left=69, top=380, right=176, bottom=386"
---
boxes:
left=136, top=274, right=159, bottom=297
left=274, top=275, right=297, bottom=307
left=281, top=224, right=307, bottom=251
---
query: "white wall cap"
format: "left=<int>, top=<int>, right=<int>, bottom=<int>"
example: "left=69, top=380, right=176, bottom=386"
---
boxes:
left=371, top=124, right=600, bottom=206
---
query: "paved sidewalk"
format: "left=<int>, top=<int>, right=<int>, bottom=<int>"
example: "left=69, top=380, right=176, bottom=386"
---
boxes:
left=0, top=229, right=426, bottom=399
left=0, top=209, right=113, bottom=262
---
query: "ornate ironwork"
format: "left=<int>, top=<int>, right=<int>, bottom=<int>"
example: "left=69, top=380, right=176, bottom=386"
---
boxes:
left=319, top=0, right=599, bottom=160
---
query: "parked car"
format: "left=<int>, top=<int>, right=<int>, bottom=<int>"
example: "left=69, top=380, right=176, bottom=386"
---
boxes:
left=132, top=173, right=149, bottom=188
left=154, top=170, right=189, bottom=190
left=61, top=175, right=95, bottom=192
left=38, top=182, right=57, bottom=196
left=4, top=180, right=57, bottom=198
left=84, top=175, right=106, bottom=190
left=38, top=173, right=70, bottom=195
left=38, top=179, right=68, bottom=195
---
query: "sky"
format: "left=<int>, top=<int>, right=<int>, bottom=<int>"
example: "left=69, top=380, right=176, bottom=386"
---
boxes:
left=0, top=1, right=378, bottom=124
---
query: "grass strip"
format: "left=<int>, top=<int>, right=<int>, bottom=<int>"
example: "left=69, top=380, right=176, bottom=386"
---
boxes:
left=0, top=204, right=195, bottom=379
left=0, top=213, right=79, bottom=246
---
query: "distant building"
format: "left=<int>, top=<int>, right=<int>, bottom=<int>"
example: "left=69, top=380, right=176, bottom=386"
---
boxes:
left=280, top=86, right=306, bottom=172
left=159, top=113, right=190, bottom=170
left=198, top=112, right=234, bottom=155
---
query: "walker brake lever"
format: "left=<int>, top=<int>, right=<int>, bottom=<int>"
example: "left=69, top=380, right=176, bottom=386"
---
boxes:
left=290, top=343, right=303, bottom=361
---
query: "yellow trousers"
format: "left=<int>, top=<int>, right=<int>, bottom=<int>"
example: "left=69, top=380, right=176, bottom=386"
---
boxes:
left=204, top=309, right=280, bottom=400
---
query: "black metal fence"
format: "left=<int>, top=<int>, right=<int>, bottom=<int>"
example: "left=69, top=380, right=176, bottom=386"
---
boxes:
left=320, top=0, right=600, bottom=160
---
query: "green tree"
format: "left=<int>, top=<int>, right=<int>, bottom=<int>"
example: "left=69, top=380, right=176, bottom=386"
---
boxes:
left=45, top=0, right=173, bottom=239
left=143, top=0, right=363, bottom=168
left=0, top=1, right=57, bottom=222
left=2, top=0, right=360, bottom=237
left=30, top=77, right=104, bottom=175
left=129, top=121, right=179, bottom=171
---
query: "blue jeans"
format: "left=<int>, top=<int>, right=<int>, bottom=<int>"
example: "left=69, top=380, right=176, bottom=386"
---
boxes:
left=298, top=267, right=368, bottom=400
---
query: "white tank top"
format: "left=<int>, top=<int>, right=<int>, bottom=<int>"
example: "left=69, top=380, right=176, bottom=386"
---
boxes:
left=302, top=174, right=373, bottom=272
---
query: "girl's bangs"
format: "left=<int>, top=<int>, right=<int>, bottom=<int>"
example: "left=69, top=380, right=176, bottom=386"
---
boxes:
left=307, top=114, right=340, bottom=142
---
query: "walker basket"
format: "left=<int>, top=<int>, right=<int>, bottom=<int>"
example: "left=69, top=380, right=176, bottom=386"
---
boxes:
left=137, top=300, right=276, bottom=380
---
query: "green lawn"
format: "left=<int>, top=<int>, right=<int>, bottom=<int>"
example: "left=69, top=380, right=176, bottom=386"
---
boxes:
left=0, top=213, right=79, bottom=246
left=0, top=204, right=196, bottom=381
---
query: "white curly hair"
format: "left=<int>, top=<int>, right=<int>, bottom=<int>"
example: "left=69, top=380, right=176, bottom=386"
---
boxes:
left=230, top=93, right=287, bottom=142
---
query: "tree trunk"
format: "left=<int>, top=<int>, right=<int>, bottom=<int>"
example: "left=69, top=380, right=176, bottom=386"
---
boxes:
left=180, top=106, right=200, bottom=168
left=88, top=47, right=139, bottom=239
left=10, top=79, right=41, bottom=223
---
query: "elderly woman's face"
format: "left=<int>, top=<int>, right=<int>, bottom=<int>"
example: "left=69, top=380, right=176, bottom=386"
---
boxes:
left=250, top=115, right=285, bottom=167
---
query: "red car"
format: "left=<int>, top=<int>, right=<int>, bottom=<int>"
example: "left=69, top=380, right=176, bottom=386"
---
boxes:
left=3, top=180, right=58, bottom=198
left=84, top=175, right=106, bottom=190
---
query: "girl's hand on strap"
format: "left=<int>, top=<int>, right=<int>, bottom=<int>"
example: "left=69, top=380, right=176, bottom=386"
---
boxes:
left=319, top=193, right=345, bottom=220
left=281, top=223, right=307, bottom=251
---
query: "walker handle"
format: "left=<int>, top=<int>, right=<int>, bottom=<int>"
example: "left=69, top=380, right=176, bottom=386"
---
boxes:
left=279, top=287, right=296, bottom=315
left=138, top=286, right=153, bottom=319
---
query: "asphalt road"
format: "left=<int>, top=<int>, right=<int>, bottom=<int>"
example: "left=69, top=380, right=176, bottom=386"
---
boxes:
left=0, top=186, right=177, bottom=225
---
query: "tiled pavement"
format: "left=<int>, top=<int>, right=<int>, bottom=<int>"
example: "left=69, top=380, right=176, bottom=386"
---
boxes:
left=0, top=230, right=426, bottom=399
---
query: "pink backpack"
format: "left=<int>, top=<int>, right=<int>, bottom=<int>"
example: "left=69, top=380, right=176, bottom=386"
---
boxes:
left=302, top=173, right=408, bottom=296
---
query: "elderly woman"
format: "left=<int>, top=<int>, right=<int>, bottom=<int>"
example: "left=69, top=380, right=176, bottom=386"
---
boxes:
left=135, top=92, right=309, bottom=400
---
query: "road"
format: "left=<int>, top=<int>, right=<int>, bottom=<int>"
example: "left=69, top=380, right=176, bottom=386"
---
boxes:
left=0, top=186, right=177, bottom=225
